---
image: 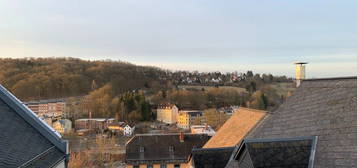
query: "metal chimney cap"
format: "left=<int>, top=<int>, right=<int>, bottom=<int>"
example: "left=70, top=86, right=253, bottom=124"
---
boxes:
left=294, top=62, right=308, bottom=65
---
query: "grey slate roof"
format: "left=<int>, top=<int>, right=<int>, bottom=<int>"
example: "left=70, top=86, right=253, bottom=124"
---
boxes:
left=191, top=147, right=234, bottom=168
left=0, top=85, right=68, bottom=168
left=125, top=133, right=210, bottom=165
left=227, top=77, right=357, bottom=168
left=231, top=136, right=317, bottom=168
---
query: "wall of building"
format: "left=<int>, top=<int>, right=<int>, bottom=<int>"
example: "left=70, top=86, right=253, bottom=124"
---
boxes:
left=157, top=106, right=178, bottom=124
left=25, top=100, right=65, bottom=118
left=177, top=113, right=189, bottom=129
left=127, top=163, right=187, bottom=168
left=177, top=112, right=202, bottom=129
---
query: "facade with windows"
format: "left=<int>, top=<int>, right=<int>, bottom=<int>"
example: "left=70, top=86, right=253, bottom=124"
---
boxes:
left=177, top=111, right=203, bottom=129
left=24, top=99, right=66, bottom=118
left=156, top=104, right=179, bottom=124
left=125, top=133, right=210, bottom=168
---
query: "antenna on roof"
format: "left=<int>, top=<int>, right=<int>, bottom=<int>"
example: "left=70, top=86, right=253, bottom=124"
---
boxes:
left=294, top=62, right=308, bottom=87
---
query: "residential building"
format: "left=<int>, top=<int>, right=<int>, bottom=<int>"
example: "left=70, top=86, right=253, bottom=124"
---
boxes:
left=24, top=99, right=66, bottom=118
left=75, top=118, right=115, bottom=131
left=177, top=110, right=203, bottom=129
left=123, top=124, right=135, bottom=137
left=42, top=117, right=54, bottom=126
left=225, top=77, right=357, bottom=167
left=0, top=84, right=69, bottom=168
left=26, top=101, right=40, bottom=113
left=48, top=102, right=57, bottom=117
left=203, top=107, right=267, bottom=148
left=216, top=106, right=239, bottom=115
left=108, top=122, right=136, bottom=136
left=52, top=119, right=72, bottom=134
left=39, top=102, right=49, bottom=117
left=190, top=125, right=215, bottom=136
left=125, top=133, right=210, bottom=168
left=156, top=103, right=179, bottom=124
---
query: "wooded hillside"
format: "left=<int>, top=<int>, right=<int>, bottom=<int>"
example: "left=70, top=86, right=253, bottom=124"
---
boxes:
left=0, top=58, right=166, bottom=101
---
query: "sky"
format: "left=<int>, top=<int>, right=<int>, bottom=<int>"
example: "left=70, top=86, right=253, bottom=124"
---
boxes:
left=1, top=0, right=357, bottom=78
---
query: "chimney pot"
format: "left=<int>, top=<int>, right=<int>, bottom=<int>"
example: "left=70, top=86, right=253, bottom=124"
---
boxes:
left=294, top=62, right=308, bottom=87
left=179, top=132, right=184, bottom=142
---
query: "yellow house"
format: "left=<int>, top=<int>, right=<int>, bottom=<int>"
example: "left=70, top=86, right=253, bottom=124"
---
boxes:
left=177, top=111, right=203, bottom=129
left=125, top=133, right=210, bottom=168
left=156, top=104, right=179, bottom=124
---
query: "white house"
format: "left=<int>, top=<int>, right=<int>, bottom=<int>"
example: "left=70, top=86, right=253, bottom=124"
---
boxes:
left=191, top=125, right=216, bottom=136
left=123, top=124, right=135, bottom=136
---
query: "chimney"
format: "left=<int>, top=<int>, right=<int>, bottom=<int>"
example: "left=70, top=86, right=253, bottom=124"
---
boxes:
left=294, top=62, right=308, bottom=87
left=179, top=132, right=184, bottom=142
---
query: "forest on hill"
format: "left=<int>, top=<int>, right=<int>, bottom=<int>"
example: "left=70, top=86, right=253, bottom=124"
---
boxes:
left=0, top=57, right=166, bottom=101
left=0, top=57, right=294, bottom=121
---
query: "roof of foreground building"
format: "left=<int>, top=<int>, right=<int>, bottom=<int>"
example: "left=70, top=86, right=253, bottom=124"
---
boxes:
left=125, top=133, right=210, bottom=165
left=190, top=147, right=235, bottom=168
left=203, top=107, right=267, bottom=148
left=227, top=77, right=357, bottom=168
left=0, top=85, right=68, bottom=168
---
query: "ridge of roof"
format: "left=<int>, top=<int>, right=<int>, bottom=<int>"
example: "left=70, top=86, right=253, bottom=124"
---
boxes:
left=193, top=146, right=235, bottom=152
left=134, top=133, right=206, bottom=136
left=125, top=133, right=208, bottom=146
left=303, top=76, right=357, bottom=81
left=0, top=84, right=68, bottom=154
left=236, top=107, right=267, bottom=113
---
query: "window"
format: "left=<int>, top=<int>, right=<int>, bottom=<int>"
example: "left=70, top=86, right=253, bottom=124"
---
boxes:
left=169, top=146, right=174, bottom=152
left=147, top=164, right=153, bottom=168
left=174, top=164, right=180, bottom=168
left=235, top=136, right=318, bottom=168
left=160, top=164, right=167, bottom=168
left=139, top=146, right=145, bottom=153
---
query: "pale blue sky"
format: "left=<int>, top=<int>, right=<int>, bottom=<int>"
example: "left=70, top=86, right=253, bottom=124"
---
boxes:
left=1, top=0, right=357, bottom=77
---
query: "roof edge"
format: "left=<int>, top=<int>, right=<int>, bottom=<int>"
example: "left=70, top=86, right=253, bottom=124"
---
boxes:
left=303, top=76, right=357, bottom=81
left=126, top=133, right=208, bottom=146
left=237, top=107, right=267, bottom=113
left=0, top=84, right=68, bottom=154
left=229, top=136, right=318, bottom=166
left=134, top=133, right=208, bottom=136
left=192, top=146, right=235, bottom=152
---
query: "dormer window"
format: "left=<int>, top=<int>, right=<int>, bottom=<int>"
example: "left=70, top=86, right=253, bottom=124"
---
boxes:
left=169, top=146, right=174, bottom=152
left=139, top=146, right=145, bottom=153
left=235, top=136, right=317, bottom=168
